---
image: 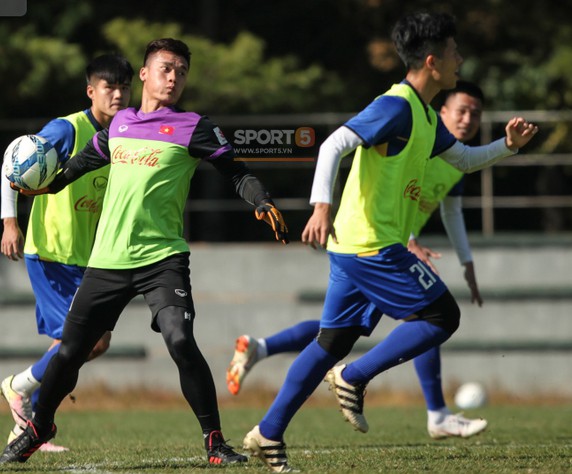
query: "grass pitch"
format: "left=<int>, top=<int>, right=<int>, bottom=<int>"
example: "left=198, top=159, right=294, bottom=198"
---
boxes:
left=1, top=403, right=571, bottom=473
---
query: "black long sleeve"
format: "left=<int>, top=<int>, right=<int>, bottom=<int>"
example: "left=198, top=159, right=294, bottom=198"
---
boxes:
left=49, top=130, right=110, bottom=193
left=209, top=157, right=272, bottom=206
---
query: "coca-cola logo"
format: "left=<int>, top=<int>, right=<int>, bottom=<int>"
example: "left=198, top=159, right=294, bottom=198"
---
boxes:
left=74, top=195, right=102, bottom=213
left=403, top=179, right=421, bottom=201
left=111, top=145, right=162, bottom=167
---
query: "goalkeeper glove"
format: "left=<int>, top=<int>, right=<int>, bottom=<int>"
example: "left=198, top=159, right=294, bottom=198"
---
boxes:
left=9, top=182, right=50, bottom=196
left=255, top=203, right=289, bottom=244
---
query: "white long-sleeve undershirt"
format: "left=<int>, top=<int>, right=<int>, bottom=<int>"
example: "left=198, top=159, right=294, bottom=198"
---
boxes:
left=439, top=138, right=515, bottom=173
left=1, top=172, right=18, bottom=219
left=440, top=195, right=472, bottom=265
left=309, top=126, right=363, bottom=205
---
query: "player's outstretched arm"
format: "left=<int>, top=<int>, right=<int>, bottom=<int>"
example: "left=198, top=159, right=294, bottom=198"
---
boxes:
left=504, top=117, right=539, bottom=151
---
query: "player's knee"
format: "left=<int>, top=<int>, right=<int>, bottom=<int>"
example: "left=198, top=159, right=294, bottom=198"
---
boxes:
left=417, top=291, right=460, bottom=335
left=56, top=341, right=86, bottom=371
left=317, top=326, right=362, bottom=359
left=157, top=306, right=198, bottom=365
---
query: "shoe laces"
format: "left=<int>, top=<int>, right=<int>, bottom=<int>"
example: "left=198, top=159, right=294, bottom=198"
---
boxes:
left=207, top=430, right=236, bottom=455
left=449, top=413, right=470, bottom=425
left=19, top=396, right=34, bottom=421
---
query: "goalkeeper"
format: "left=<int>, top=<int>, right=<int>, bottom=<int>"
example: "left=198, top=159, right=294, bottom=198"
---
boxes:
left=1, top=38, right=287, bottom=466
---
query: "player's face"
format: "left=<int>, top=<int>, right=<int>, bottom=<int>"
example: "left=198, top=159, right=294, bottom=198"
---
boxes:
left=140, top=50, right=188, bottom=106
left=87, top=79, right=131, bottom=127
left=432, top=38, right=463, bottom=90
left=440, top=92, right=483, bottom=143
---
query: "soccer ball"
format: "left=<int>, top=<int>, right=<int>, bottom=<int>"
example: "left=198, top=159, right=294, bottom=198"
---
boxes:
left=454, top=382, right=488, bottom=410
left=3, top=135, right=59, bottom=190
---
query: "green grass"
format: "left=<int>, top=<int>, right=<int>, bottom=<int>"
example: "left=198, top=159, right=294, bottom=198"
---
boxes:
left=1, top=404, right=572, bottom=473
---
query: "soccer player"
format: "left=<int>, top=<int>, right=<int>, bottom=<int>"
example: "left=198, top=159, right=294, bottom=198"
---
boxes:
left=227, top=81, right=487, bottom=440
left=408, top=80, right=485, bottom=309
left=242, top=12, right=537, bottom=472
left=0, top=37, right=288, bottom=466
left=0, top=54, right=133, bottom=451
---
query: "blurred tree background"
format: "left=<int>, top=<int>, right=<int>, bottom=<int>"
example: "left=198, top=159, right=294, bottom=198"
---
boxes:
left=1, top=0, right=571, bottom=240
left=2, top=0, right=572, bottom=115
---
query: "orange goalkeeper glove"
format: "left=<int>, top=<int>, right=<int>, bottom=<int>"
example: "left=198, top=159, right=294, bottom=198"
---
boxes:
left=9, top=182, right=50, bottom=196
left=255, top=203, right=289, bottom=244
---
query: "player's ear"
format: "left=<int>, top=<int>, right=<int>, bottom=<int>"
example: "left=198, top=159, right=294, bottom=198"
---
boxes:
left=426, top=54, right=437, bottom=71
left=86, top=84, right=95, bottom=100
left=139, top=67, right=147, bottom=82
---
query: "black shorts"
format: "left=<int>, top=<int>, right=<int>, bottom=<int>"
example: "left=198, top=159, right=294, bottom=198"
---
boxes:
left=67, top=252, right=195, bottom=333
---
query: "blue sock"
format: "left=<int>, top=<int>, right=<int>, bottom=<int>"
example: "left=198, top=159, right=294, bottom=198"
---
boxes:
left=259, top=340, right=338, bottom=440
left=413, top=346, right=446, bottom=410
left=265, top=320, right=320, bottom=356
left=343, top=320, right=451, bottom=385
left=31, top=343, right=60, bottom=382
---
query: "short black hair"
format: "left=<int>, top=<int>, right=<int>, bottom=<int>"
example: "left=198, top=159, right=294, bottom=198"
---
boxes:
left=391, top=11, right=457, bottom=70
left=86, top=54, right=134, bottom=86
left=443, top=80, right=485, bottom=105
left=143, top=38, right=191, bottom=67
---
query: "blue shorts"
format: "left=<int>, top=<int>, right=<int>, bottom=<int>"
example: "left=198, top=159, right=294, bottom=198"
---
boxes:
left=321, top=244, right=447, bottom=334
left=25, top=255, right=85, bottom=339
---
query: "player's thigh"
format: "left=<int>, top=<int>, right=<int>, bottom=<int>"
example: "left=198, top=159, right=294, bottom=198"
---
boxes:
left=134, top=253, right=195, bottom=332
left=25, top=257, right=85, bottom=339
left=320, top=255, right=377, bottom=331
left=67, top=267, right=135, bottom=331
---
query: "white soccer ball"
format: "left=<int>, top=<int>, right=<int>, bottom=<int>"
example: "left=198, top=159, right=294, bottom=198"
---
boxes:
left=3, top=135, right=59, bottom=190
left=454, top=382, right=488, bottom=410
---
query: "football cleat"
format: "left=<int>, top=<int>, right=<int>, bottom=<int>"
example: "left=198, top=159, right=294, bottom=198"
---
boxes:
left=243, top=425, right=291, bottom=473
left=1, top=375, right=33, bottom=429
left=0, top=420, right=57, bottom=463
left=325, top=364, right=369, bottom=433
left=205, top=430, right=247, bottom=464
left=428, top=413, right=488, bottom=439
left=226, top=335, right=259, bottom=395
left=8, top=424, right=68, bottom=452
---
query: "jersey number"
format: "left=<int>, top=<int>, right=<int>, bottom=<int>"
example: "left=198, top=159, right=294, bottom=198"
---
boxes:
left=409, top=262, right=437, bottom=290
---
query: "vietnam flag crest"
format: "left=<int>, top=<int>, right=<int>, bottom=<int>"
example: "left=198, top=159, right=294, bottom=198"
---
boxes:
left=159, top=125, right=175, bottom=135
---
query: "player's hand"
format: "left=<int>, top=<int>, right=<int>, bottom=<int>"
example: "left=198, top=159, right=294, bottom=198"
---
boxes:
left=9, top=182, right=50, bottom=196
left=407, top=238, right=441, bottom=274
left=302, top=203, right=336, bottom=249
left=255, top=203, right=289, bottom=244
left=504, top=117, right=538, bottom=151
left=1, top=217, right=24, bottom=261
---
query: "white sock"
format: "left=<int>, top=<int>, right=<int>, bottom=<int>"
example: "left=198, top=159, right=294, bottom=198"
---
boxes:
left=256, top=339, right=268, bottom=360
left=11, top=367, right=41, bottom=395
left=428, top=406, right=452, bottom=425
